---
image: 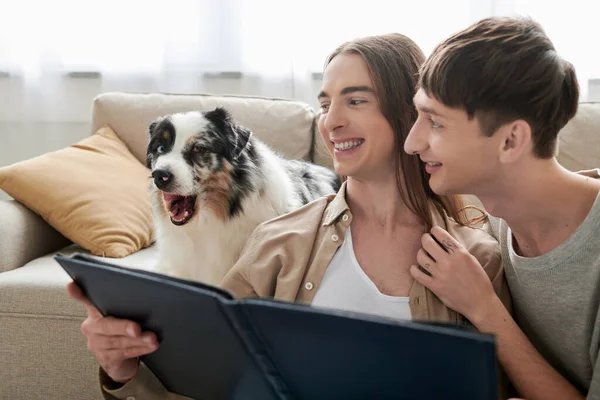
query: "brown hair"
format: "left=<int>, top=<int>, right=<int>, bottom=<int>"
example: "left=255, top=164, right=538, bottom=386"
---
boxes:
left=325, top=33, right=471, bottom=229
left=420, top=16, right=579, bottom=158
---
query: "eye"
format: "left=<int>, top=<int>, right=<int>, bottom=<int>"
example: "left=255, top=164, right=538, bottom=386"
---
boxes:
left=429, top=118, right=442, bottom=129
left=157, top=145, right=166, bottom=154
left=349, top=99, right=366, bottom=106
left=320, top=103, right=330, bottom=113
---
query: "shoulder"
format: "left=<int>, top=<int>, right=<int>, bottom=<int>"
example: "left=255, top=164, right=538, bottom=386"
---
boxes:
left=222, top=195, right=333, bottom=298
left=236, top=194, right=333, bottom=265
left=253, top=195, right=332, bottom=236
left=444, top=214, right=502, bottom=270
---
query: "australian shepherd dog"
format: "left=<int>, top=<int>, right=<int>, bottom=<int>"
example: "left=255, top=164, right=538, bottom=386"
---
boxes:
left=145, top=107, right=340, bottom=285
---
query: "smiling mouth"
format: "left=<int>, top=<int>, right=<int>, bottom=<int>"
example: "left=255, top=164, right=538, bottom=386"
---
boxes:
left=162, top=193, right=197, bottom=226
left=332, top=139, right=365, bottom=151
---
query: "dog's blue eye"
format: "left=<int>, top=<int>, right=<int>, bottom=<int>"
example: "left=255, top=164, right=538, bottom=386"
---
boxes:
left=157, top=145, right=165, bottom=154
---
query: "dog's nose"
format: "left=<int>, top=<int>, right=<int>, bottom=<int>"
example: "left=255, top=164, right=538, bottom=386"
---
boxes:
left=152, top=169, right=173, bottom=189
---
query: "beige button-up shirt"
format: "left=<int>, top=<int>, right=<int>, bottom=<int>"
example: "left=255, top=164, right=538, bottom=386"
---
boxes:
left=101, top=183, right=511, bottom=399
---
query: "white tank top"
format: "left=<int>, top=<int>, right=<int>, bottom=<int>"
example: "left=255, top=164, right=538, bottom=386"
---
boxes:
left=311, top=227, right=412, bottom=321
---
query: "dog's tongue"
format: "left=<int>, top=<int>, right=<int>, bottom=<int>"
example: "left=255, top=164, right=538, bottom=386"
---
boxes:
left=163, top=193, right=194, bottom=221
left=163, top=193, right=186, bottom=219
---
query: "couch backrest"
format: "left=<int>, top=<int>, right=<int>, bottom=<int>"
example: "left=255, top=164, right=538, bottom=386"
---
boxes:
left=556, top=102, right=600, bottom=172
left=91, top=92, right=318, bottom=166
left=92, top=93, right=597, bottom=173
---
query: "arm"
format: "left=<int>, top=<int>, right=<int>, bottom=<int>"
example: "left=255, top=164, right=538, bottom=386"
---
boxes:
left=99, top=363, right=190, bottom=400
left=411, top=226, right=584, bottom=400
left=66, top=282, right=174, bottom=399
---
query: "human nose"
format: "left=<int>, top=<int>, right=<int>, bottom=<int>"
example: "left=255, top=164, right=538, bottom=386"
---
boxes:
left=323, top=101, right=349, bottom=133
left=404, top=118, right=429, bottom=155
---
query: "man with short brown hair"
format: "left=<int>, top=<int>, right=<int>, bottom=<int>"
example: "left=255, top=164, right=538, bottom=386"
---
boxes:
left=405, top=16, right=600, bottom=400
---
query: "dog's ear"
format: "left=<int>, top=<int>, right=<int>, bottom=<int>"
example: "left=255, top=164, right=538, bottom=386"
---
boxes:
left=146, top=117, right=163, bottom=168
left=205, top=107, right=251, bottom=160
left=148, top=116, right=164, bottom=138
left=209, top=107, right=232, bottom=123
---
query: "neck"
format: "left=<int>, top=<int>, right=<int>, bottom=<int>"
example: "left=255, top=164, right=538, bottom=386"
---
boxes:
left=345, top=176, right=423, bottom=233
left=478, top=159, right=599, bottom=256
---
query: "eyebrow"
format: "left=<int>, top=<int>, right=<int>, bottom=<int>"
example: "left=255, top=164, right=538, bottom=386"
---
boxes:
left=416, top=105, right=444, bottom=118
left=317, top=85, right=375, bottom=99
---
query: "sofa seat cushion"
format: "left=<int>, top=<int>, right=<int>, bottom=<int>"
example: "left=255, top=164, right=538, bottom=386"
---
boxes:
left=0, top=244, right=159, bottom=317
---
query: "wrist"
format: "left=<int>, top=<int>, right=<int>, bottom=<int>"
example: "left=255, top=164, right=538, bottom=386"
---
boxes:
left=469, top=293, right=504, bottom=330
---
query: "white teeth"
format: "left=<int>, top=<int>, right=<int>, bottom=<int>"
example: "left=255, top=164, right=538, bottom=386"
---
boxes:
left=334, top=139, right=364, bottom=151
left=427, top=162, right=441, bottom=166
left=169, top=211, right=190, bottom=222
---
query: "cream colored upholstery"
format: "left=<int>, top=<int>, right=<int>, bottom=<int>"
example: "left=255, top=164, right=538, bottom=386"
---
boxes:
left=0, top=93, right=598, bottom=400
left=91, top=92, right=318, bottom=165
left=557, top=103, right=600, bottom=172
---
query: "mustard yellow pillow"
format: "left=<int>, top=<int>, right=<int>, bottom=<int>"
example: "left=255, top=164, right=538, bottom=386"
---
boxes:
left=0, top=126, right=154, bottom=257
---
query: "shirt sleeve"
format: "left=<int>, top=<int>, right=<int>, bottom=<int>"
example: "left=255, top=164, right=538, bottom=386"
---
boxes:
left=220, top=225, right=266, bottom=298
left=99, top=363, right=191, bottom=400
left=467, top=228, right=513, bottom=316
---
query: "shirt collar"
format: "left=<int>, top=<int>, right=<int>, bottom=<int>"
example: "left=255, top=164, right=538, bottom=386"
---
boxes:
left=323, top=180, right=452, bottom=230
left=323, top=181, right=350, bottom=226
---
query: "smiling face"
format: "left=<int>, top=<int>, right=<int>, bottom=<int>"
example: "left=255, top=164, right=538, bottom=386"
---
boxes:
left=404, top=89, right=505, bottom=196
left=317, top=53, right=396, bottom=181
left=146, top=108, right=253, bottom=226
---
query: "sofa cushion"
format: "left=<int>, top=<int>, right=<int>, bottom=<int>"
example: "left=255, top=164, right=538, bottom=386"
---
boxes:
left=91, top=92, right=318, bottom=166
left=0, top=245, right=160, bottom=400
left=0, top=244, right=160, bottom=317
left=0, top=126, right=154, bottom=258
left=557, top=102, right=600, bottom=171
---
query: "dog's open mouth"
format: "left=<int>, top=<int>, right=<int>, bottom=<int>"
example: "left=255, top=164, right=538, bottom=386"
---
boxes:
left=162, top=193, right=197, bottom=226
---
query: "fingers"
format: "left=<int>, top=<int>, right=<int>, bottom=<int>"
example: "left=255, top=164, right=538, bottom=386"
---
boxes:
left=429, top=226, right=461, bottom=254
left=90, top=332, right=158, bottom=354
left=69, top=280, right=159, bottom=384
left=421, top=233, right=447, bottom=261
left=82, top=315, right=146, bottom=339
left=85, top=331, right=158, bottom=351
left=98, top=346, right=158, bottom=365
left=66, top=281, right=103, bottom=319
left=410, top=265, right=434, bottom=288
left=416, top=248, right=436, bottom=275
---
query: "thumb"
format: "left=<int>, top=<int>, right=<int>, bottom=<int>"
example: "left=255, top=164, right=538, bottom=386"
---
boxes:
left=66, top=281, right=103, bottom=319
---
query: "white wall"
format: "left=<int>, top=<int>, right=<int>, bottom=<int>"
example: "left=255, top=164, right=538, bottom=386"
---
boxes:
left=589, top=79, right=600, bottom=102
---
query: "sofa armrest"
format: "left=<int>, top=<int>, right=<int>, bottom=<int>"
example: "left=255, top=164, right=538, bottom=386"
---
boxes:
left=0, top=200, right=71, bottom=272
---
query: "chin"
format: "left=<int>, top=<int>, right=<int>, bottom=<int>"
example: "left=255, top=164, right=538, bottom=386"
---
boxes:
left=427, top=174, right=452, bottom=195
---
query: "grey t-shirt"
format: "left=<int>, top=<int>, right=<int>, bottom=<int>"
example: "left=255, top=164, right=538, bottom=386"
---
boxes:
left=487, top=172, right=600, bottom=399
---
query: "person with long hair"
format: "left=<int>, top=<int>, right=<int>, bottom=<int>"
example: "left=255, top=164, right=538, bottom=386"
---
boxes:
left=68, top=33, right=510, bottom=399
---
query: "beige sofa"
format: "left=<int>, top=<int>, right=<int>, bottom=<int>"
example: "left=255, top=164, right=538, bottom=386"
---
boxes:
left=0, top=92, right=598, bottom=400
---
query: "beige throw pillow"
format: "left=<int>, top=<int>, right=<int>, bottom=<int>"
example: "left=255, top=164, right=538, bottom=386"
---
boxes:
left=0, top=126, right=154, bottom=257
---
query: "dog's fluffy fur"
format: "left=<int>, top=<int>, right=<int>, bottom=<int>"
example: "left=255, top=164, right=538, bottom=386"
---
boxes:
left=146, top=107, right=341, bottom=285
